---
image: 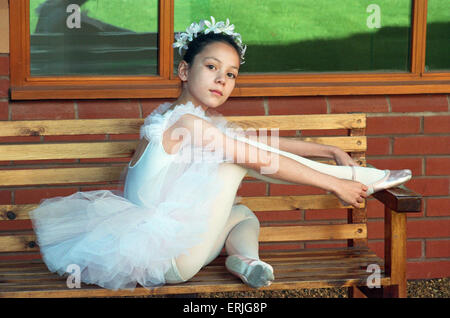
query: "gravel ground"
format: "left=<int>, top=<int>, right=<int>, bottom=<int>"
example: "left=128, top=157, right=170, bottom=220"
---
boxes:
left=195, top=278, right=449, bottom=298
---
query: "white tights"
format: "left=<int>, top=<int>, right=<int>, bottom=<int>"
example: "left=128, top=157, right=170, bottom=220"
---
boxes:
left=167, top=137, right=387, bottom=283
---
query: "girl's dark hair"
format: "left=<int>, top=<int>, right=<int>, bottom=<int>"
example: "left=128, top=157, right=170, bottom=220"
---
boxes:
left=182, top=32, right=243, bottom=66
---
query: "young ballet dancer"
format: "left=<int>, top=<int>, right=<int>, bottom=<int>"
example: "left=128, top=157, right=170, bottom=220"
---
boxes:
left=29, top=17, right=412, bottom=291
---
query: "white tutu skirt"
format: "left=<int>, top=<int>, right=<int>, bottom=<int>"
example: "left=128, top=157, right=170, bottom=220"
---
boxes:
left=29, top=162, right=226, bottom=291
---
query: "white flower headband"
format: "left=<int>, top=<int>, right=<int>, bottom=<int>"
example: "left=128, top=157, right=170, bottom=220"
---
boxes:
left=173, top=16, right=247, bottom=64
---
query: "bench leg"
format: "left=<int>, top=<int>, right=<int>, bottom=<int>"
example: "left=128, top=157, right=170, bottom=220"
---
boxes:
left=384, top=207, right=407, bottom=298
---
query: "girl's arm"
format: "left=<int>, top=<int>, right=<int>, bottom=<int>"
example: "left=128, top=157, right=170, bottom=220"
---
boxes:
left=251, top=134, right=335, bottom=158
left=171, top=114, right=367, bottom=208
left=242, top=132, right=358, bottom=166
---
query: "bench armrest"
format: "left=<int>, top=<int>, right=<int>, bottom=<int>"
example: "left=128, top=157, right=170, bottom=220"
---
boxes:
left=372, top=185, right=422, bottom=213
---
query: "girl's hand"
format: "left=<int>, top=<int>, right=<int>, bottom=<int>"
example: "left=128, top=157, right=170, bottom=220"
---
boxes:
left=332, top=179, right=368, bottom=209
left=331, top=147, right=359, bottom=166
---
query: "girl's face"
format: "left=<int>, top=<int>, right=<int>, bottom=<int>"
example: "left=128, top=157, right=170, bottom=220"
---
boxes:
left=177, top=41, right=240, bottom=110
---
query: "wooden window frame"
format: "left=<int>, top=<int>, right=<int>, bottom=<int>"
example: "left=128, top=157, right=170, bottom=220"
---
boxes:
left=9, top=0, right=450, bottom=100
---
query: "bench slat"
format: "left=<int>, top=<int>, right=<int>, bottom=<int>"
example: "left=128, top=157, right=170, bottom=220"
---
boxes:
left=0, top=114, right=365, bottom=137
left=0, top=141, right=138, bottom=161
left=0, top=166, right=124, bottom=186
left=0, top=247, right=387, bottom=298
left=0, top=136, right=366, bottom=161
left=259, top=224, right=367, bottom=242
left=226, top=114, right=366, bottom=130
left=0, top=224, right=367, bottom=253
left=0, top=194, right=361, bottom=222
left=0, top=119, right=143, bottom=137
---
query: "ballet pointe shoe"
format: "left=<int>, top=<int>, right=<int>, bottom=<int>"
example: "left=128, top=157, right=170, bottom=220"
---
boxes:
left=225, top=254, right=274, bottom=288
left=351, top=166, right=412, bottom=196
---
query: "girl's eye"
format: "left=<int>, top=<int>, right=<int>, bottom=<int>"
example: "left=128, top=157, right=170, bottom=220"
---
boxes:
left=227, top=73, right=236, bottom=79
left=207, top=64, right=215, bottom=70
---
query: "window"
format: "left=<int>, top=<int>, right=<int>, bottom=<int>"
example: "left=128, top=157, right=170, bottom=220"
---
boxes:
left=425, top=0, right=450, bottom=71
left=9, top=0, right=450, bottom=100
left=30, top=0, right=159, bottom=76
left=175, top=0, right=413, bottom=73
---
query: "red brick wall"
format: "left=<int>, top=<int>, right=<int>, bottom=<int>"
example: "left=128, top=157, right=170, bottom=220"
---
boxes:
left=1, top=53, right=449, bottom=280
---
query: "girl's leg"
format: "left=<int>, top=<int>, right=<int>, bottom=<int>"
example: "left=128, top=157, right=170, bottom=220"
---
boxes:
left=204, top=204, right=274, bottom=288
left=169, top=163, right=248, bottom=282
left=203, top=204, right=260, bottom=265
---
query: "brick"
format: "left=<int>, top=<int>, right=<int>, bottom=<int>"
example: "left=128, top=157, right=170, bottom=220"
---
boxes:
left=426, top=198, right=450, bottom=217
left=0, top=220, right=32, bottom=231
left=110, top=134, right=140, bottom=140
left=394, top=136, right=450, bottom=155
left=44, top=134, right=108, bottom=142
left=328, top=95, right=388, bottom=113
left=80, top=185, right=122, bottom=192
left=0, top=136, right=40, bottom=143
left=300, top=129, right=348, bottom=137
left=366, top=199, right=385, bottom=218
left=13, top=159, right=77, bottom=165
left=390, top=94, right=448, bottom=113
left=0, top=100, right=7, bottom=120
left=407, top=241, right=423, bottom=259
left=426, top=157, right=450, bottom=176
left=14, top=187, right=78, bottom=204
left=424, top=115, right=450, bottom=134
left=367, top=157, right=422, bottom=176
left=407, top=260, right=450, bottom=279
left=0, top=79, right=9, bottom=98
left=408, top=177, right=449, bottom=196
left=304, top=209, right=347, bottom=221
left=80, top=158, right=129, bottom=164
left=267, top=96, right=327, bottom=115
left=77, top=100, right=140, bottom=119
left=278, top=130, right=297, bottom=137
left=255, top=210, right=302, bottom=223
left=367, top=220, right=384, bottom=239
left=260, top=242, right=304, bottom=252
left=0, top=190, right=11, bottom=204
left=0, top=56, right=9, bottom=76
left=11, top=100, right=75, bottom=120
left=237, top=181, right=266, bottom=196
left=366, top=116, right=421, bottom=135
left=141, top=98, right=175, bottom=117
left=269, top=184, right=326, bottom=196
left=366, top=137, right=390, bottom=155
left=0, top=254, right=42, bottom=262
left=305, top=242, right=347, bottom=249
left=369, top=240, right=422, bottom=259
left=408, top=219, right=450, bottom=239
left=426, top=240, right=450, bottom=258
left=368, top=241, right=384, bottom=258
left=217, top=97, right=265, bottom=116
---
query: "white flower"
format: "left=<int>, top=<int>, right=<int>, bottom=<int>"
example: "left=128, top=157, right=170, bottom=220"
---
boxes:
left=173, top=32, right=189, bottom=55
left=186, top=22, right=202, bottom=40
left=221, top=19, right=236, bottom=36
left=172, top=16, right=247, bottom=64
left=204, top=16, right=219, bottom=34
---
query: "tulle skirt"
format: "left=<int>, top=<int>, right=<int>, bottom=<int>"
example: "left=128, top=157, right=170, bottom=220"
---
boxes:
left=30, top=163, right=226, bottom=291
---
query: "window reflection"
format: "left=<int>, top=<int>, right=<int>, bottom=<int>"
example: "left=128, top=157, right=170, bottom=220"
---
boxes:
left=174, top=0, right=413, bottom=74
left=30, top=0, right=158, bottom=76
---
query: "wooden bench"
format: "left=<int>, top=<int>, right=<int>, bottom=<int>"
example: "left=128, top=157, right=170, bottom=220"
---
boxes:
left=0, top=112, right=422, bottom=298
